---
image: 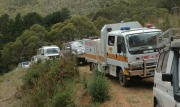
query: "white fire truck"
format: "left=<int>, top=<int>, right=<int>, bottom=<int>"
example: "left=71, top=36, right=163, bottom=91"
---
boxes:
left=84, top=21, right=162, bottom=86
left=153, top=28, right=180, bottom=107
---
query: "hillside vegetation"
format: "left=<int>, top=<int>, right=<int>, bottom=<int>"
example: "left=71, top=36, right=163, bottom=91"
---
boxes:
left=0, top=0, right=120, bottom=17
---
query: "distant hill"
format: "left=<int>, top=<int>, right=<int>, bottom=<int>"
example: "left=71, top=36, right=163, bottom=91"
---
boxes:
left=0, top=0, right=119, bottom=17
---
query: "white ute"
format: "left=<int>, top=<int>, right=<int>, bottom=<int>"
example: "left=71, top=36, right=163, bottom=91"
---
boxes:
left=84, top=21, right=162, bottom=86
left=153, top=28, right=180, bottom=107
left=33, top=45, right=61, bottom=62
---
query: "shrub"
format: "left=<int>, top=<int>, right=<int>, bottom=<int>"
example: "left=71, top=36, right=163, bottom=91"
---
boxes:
left=52, top=90, right=75, bottom=107
left=22, top=57, right=79, bottom=107
left=88, top=70, right=110, bottom=103
left=82, top=73, right=88, bottom=89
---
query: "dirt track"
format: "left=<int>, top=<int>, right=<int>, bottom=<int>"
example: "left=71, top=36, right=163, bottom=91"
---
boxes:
left=79, top=65, right=154, bottom=107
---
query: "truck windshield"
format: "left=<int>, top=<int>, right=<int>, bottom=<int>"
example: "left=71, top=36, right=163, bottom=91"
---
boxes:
left=45, top=48, right=59, bottom=54
left=71, top=41, right=84, bottom=49
left=127, top=31, right=162, bottom=51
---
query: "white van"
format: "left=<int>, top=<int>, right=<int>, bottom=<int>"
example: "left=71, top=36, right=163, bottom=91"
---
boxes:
left=153, top=28, right=180, bottom=107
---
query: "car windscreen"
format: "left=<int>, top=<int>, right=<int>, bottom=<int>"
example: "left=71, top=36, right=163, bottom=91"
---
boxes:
left=127, top=31, right=162, bottom=51
left=22, top=62, right=29, bottom=65
left=45, top=48, right=59, bottom=54
left=71, top=41, right=84, bottom=49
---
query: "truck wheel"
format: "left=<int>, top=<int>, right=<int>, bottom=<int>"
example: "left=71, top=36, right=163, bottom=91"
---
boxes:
left=92, top=63, right=98, bottom=71
left=154, top=97, right=161, bottom=107
left=90, top=63, right=93, bottom=71
left=118, top=69, right=128, bottom=87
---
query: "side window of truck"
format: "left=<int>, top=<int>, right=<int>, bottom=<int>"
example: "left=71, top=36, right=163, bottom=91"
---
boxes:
left=117, top=36, right=126, bottom=54
left=108, top=36, right=115, bottom=46
left=161, top=51, right=170, bottom=73
left=157, top=51, right=170, bottom=73
left=157, top=53, right=164, bottom=73
left=122, top=37, right=126, bottom=54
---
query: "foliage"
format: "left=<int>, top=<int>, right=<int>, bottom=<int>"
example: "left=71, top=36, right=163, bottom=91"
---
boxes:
left=1, top=24, right=47, bottom=70
left=23, top=12, right=43, bottom=30
left=94, top=16, right=114, bottom=31
left=52, top=90, right=75, bottom=107
left=88, top=70, right=110, bottom=103
left=93, top=1, right=169, bottom=25
left=48, top=16, right=98, bottom=46
left=43, top=8, right=70, bottom=28
left=22, top=57, right=78, bottom=107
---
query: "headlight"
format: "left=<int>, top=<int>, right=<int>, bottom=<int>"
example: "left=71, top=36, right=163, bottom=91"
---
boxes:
left=129, top=64, right=143, bottom=69
left=77, top=49, right=83, bottom=54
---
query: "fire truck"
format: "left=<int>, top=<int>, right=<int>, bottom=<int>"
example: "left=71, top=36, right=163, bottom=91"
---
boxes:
left=153, top=28, right=180, bottom=107
left=84, top=21, right=162, bottom=86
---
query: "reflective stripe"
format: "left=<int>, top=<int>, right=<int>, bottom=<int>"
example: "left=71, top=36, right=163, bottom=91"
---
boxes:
left=85, top=53, right=128, bottom=62
left=84, top=54, right=96, bottom=59
left=107, top=53, right=128, bottom=62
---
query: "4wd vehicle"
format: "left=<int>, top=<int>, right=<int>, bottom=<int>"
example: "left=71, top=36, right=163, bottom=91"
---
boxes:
left=62, top=40, right=86, bottom=64
left=34, top=45, right=61, bottom=62
left=17, top=61, right=31, bottom=69
left=153, top=28, right=180, bottom=107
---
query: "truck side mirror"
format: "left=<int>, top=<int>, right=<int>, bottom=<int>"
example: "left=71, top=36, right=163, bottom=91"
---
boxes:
left=162, top=73, right=172, bottom=82
left=117, top=44, right=121, bottom=53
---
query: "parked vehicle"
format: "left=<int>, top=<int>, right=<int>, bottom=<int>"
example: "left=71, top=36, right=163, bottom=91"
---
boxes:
left=62, top=40, right=86, bottom=64
left=153, top=28, right=180, bottom=107
left=35, top=45, right=61, bottom=62
left=84, top=21, right=162, bottom=86
left=18, top=61, right=31, bottom=69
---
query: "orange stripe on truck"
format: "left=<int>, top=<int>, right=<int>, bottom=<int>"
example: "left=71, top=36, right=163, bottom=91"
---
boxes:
left=98, top=56, right=105, bottom=62
left=85, top=53, right=128, bottom=62
left=84, top=54, right=96, bottom=59
left=107, top=53, right=128, bottom=62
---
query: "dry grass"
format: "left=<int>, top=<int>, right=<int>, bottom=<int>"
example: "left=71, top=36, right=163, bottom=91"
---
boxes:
left=0, top=68, right=26, bottom=107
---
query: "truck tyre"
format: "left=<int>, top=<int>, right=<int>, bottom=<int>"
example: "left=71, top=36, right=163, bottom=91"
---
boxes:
left=92, top=63, right=98, bottom=71
left=154, top=97, right=161, bottom=107
left=90, top=63, right=93, bottom=71
left=118, top=69, right=128, bottom=87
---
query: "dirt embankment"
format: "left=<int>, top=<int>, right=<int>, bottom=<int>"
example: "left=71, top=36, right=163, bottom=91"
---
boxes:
left=79, top=65, right=154, bottom=107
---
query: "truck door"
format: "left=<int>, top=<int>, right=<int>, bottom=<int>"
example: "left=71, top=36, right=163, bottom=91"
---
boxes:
left=106, top=35, right=127, bottom=64
left=154, top=50, right=175, bottom=107
left=107, top=36, right=117, bottom=64
left=172, top=51, right=180, bottom=105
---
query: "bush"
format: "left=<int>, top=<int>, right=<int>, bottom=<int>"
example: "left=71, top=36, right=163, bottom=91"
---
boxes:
left=22, top=57, right=79, bottom=107
left=88, top=70, right=110, bottom=103
left=52, top=90, right=75, bottom=107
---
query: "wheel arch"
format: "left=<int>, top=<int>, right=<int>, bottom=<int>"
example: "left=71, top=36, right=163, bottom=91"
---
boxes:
left=116, top=66, right=122, bottom=77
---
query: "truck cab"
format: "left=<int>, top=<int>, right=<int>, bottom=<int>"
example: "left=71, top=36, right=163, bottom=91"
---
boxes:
left=85, top=21, right=162, bottom=86
left=153, top=28, right=180, bottom=107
